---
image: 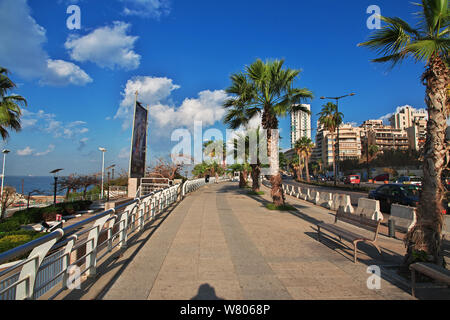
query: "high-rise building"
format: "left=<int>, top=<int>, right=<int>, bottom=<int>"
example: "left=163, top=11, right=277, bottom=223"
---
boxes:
left=290, top=104, right=311, bottom=148
left=313, top=123, right=362, bottom=167
left=389, top=106, right=428, bottom=151
left=367, top=126, right=409, bottom=152
left=389, top=105, right=428, bottom=130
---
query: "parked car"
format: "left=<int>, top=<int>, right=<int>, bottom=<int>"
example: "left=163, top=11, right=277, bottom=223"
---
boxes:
left=368, top=184, right=421, bottom=213
left=395, top=176, right=423, bottom=186
left=344, top=175, right=361, bottom=185
left=373, top=174, right=389, bottom=182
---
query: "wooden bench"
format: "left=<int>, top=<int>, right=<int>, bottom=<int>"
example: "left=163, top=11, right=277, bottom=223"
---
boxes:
left=317, top=211, right=382, bottom=263
left=410, top=262, right=450, bottom=297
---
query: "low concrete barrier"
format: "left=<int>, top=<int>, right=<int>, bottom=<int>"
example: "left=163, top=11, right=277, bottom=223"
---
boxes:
left=295, top=187, right=302, bottom=199
left=331, top=194, right=355, bottom=214
left=355, top=198, right=384, bottom=221
left=318, top=192, right=333, bottom=209
left=301, top=188, right=310, bottom=201
left=287, top=185, right=295, bottom=196
left=389, top=204, right=417, bottom=232
left=308, top=190, right=320, bottom=205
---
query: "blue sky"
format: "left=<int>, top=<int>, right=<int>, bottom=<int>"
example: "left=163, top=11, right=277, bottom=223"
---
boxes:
left=0, top=0, right=429, bottom=176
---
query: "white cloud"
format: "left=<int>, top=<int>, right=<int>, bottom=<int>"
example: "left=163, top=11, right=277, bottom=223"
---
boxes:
left=0, top=0, right=91, bottom=86
left=115, top=76, right=180, bottom=129
left=65, top=22, right=141, bottom=70
left=40, top=59, right=92, bottom=86
left=22, top=109, right=89, bottom=139
left=78, top=137, right=89, bottom=151
left=17, top=147, right=34, bottom=156
left=0, top=0, right=48, bottom=79
left=150, top=90, right=228, bottom=129
left=115, top=76, right=228, bottom=132
left=121, top=0, right=171, bottom=18
left=35, top=144, right=55, bottom=156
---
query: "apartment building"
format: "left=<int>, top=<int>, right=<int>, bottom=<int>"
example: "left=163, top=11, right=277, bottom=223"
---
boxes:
left=290, top=104, right=312, bottom=149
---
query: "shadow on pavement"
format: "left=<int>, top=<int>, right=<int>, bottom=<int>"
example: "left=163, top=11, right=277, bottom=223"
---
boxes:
left=191, top=284, right=224, bottom=300
left=61, top=200, right=182, bottom=300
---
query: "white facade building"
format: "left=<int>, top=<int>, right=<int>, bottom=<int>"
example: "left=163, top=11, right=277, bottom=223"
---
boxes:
left=290, top=104, right=311, bottom=148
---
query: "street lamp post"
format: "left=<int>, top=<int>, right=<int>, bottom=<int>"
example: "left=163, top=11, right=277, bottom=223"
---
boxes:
left=99, top=148, right=107, bottom=200
left=0, top=149, right=10, bottom=217
left=320, top=93, right=356, bottom=186
left=50, top=169, right=64, bottom=205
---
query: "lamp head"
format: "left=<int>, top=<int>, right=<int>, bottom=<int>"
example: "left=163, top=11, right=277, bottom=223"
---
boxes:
left=50, top=168, right=64, bottom=175
left=2, top=149, right=10, bottom=154
left=99, top=147, right=107, bottom=152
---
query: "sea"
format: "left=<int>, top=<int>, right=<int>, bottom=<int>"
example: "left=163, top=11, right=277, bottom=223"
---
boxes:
left=2, top=176, right=65, bottom=196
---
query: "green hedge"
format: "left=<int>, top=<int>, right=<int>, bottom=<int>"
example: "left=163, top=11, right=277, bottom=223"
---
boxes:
left=0, top=200, right=93, bottom=233
left=0, top=230, right=44, bottom=255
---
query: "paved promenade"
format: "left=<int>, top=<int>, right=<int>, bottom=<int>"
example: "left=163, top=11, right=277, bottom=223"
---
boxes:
left=86, top=182, right=430, bottom=300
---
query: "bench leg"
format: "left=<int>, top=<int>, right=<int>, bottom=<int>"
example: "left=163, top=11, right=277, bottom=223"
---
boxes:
left=317, top=227, right=321, bottom=242
left=353, top=242, right=358, bottom=264
left=411, top=269, right=416, bottom=298
left=371, top=242, right=382, bottom=257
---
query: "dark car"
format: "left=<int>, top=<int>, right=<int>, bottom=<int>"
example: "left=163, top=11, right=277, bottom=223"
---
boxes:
left=368, top=184, right=420, bottom=213
left=374, top=174, right=389, bottom=182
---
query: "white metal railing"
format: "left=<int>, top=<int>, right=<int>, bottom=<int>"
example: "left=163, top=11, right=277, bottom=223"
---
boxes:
left=108, top=186, right=128, bottom=200
left=0, top=177, right=228, bottom=300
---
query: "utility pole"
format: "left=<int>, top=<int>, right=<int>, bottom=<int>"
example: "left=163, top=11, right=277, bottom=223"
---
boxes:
left=320, top=93, right=356, bottom=186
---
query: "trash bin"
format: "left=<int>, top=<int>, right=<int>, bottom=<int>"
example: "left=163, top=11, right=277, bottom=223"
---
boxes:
left=205, top=175, right=210, bottom=183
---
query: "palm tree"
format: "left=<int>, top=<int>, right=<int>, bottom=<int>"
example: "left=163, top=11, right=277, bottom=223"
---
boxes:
left=228, top=132, right=254, bottom=189
left=318, top=102, right=343, bottom=183
left=294, top=137, right=314, bottom=182
left=0, top=68, right=26, bottom=140
left=359, top=0, right=449, bottom=266
left=317, top=158, right=323, bottom=175
left=368, top=145, right=379, bottom=161
left=224, top=59, right=313, bottom=206
left=294, top=141, right=305, bottom=180
left=203, top=139, right=226, bottom=179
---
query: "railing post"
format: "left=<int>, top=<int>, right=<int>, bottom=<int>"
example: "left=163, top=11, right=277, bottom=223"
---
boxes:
left=86, top=215, right=111, bottom=278
left=137, top=199, right=144, bottom=232
left=119, top=204, right=136, bottom=249
left=106, top=214, right=117, bottom=252
left=16, top=229, right=64, bottom=300
left=62, top=235, right=77, bottom=291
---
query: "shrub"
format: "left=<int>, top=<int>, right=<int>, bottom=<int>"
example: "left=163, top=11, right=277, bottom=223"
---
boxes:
left=0, top=231, right=44, bottom=255
left=0, top=220, right=21, bottom=232
left=11, top=207, right=43, bottom=225
left=40, top=206, right=64, bottom=222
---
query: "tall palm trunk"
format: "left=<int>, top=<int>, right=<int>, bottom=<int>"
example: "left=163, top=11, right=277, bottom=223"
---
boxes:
left=263, top=108, right=285, bottom=206
left=250, top=164, right=261, bottom=192
left=239, top=171, right=246, bottom=188
left=405, top=55, right=450, bottom=266
left=331, top=132, right=337, bottom=181
left=305, top=155, right=310, bottom=182
left=296, top=151, right=303, bottom=181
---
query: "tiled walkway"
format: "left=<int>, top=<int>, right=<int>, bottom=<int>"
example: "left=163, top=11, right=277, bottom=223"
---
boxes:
left=98, top=182, right=427, bottom=300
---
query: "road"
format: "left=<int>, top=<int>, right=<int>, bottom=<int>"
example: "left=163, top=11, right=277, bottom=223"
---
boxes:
left=282, top=177, right=371, bottom=207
